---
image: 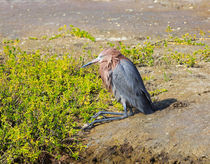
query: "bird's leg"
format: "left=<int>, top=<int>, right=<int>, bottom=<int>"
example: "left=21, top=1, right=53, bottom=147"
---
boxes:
left=91, top=111, right=124, bottom=119
left=89, top=111, right=124, bottom=123
left=83, top=102, right=129, bottom=129
left=129, top=108, right=134, bottom=116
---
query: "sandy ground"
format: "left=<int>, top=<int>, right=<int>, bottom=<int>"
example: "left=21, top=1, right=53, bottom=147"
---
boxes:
left=0, top=0, right=209, bottom=39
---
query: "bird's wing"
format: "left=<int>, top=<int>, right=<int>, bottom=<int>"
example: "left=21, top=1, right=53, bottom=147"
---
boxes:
left=112, top=59, right=153, bottom=113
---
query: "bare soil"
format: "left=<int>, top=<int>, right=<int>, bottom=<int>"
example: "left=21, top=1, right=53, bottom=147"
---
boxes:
left=76, top=61, right=210, bottom=164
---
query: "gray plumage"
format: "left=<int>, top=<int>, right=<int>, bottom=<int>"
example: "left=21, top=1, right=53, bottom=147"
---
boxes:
left=82, top=48, right=154, bottom=129
left=112, top=59, right=153, bottom=114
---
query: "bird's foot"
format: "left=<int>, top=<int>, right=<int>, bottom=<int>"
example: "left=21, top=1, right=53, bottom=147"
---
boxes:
left=82, top=109, right=134, bottom=130
left=82, top=123, right=93, bottom=130
left=82, top=114, right=129, bottom=130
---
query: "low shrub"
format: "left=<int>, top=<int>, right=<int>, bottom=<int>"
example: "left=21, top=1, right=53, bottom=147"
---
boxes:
left=0, top=45, right=110, bottom=163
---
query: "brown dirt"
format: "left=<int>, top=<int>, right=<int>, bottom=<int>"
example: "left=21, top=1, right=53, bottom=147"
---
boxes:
left=0, top=0, right=209, bottom=38
left=1, top=32, right=209, bottom=164
left=75, top=61, right=210, bottom=164
left=2, top=32, right=209, bottom=164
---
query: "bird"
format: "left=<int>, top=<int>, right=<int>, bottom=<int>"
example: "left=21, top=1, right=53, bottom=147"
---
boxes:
left=82, top=48, right=154, bottom=128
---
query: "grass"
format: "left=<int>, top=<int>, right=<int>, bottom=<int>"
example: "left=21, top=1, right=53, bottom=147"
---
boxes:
left=0, top=25, right=209, bottom=163
left=163, top=72, right=171, bottom=82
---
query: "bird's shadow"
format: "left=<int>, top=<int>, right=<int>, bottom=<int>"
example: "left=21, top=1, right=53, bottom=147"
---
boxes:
left=153, top=98, right=177, bottom=112
left=133, top=98, right=177, bottom=114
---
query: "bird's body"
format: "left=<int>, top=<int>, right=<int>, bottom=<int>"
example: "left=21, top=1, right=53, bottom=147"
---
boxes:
left=99, top=48, right=153, bottom=114
left=82, top=48, right=154, bottom=128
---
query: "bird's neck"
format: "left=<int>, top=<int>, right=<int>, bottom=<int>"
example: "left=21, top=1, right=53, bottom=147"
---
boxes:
left=99, top=54, right=128, bottom=92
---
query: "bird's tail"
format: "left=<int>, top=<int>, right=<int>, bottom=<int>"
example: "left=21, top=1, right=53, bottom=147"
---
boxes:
left=143, top=102, right=155, bottom=114
left=137, top=91, right=155, bottom=114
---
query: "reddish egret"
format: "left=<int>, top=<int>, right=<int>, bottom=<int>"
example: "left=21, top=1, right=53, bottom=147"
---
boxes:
left=82, top=48, right=154, bottom=128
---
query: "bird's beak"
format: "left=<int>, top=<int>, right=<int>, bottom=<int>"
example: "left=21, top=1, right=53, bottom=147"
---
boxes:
left=81, top=57, right=100, bottom=68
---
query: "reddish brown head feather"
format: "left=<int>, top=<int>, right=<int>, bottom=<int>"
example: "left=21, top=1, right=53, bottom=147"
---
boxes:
left=99, top=48, right=128, bottom=92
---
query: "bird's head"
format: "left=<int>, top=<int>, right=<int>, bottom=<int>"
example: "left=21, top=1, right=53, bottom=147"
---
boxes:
left=81, top=53, right=103, bottom=68
left=81, top=48, right=119, bottom=68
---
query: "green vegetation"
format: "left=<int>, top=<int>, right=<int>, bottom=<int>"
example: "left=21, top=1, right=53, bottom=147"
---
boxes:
left=164, top=51, right=197, bottom=67
left=0, top=44, right=110, bottom=163
left=163, top=72, right=171, bottom=82
left=48, top=25, right=96, bottom=42
left=149, top=88, right=168, bottom=96
left=168, top=34, right=205, bottom=46
left=161, top=45, right=209, bottom=67
left=69, top=25, right=96, bottom=42
left=106, top=27, right=209, bottom=68
left=107, top=41, right=155, bottom=66
left=0, top=25, right=209, bottom=163
left=194, top=45, right=210, bottom=62
left=26, top=25, right=96, bottom=42
left=28, top=37, right=38, bottom=40
left=49, top=33, right=63, bottom=40
left=118, top=41, right=155, bottom=66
